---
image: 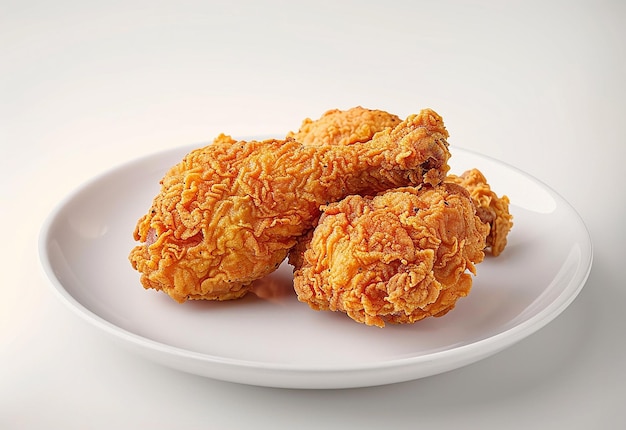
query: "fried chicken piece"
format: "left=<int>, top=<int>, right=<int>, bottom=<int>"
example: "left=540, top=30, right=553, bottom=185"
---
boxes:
left=129, top=109, right=451, bottom=303
left=287, top=106, right=402, bottom=146
left=290, top=183, right=489, bottom=327
left=446, top=168, right=513, bottom=256
left=287, top=107, right=513, bottom=257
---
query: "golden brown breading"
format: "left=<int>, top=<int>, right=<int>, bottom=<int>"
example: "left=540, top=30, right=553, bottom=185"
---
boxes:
left=287, top=106, right=402, bottom=146
left=129, top=109, right=451, bottom=303
left=287, top=107, right=513, bottom=257
left=446, top=168, right=513, bottom=256
left=291, top=183, right=489, bottom=327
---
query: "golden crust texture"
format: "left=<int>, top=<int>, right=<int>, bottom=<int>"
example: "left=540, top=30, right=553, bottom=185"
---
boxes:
left=287, top=106, right=402, bottom=146
left=446, top=168, right=513, bottom=256
left=289, top=107, right=512, bottom=257
left=291, top=183, right=489, bottom=327
left=129, top=109, right=451, bottom=303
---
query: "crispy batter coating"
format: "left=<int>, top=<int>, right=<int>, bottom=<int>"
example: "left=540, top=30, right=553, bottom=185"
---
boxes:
left=446, top=168, right=513, bottom=256
left=129, top=109, right=451, bottom=303
left=289, top=108, right=513, bottom=257
left=287, top=106, right=402, bottom=146
left=290, top=183, right=489, bottom=327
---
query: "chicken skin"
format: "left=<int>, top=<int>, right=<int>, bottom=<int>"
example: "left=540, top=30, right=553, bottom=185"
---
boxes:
left=446, top=168, right=513, bottom=256
left=287, top=106, right=401, bottom=146
left=290, top=183, right=489, bottom=327
left=129, top=109, right=451, bottom=303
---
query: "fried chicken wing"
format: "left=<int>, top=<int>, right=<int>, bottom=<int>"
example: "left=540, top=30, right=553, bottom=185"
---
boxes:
left=290, top=183, right=489, bottom=327
left=287, top=106, right=401, bottom=146
left=129, top=109, right=451, bottom=303
left=446, top=168, right=513, bottom=256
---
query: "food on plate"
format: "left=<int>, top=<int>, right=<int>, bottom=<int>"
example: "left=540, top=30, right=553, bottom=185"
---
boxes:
left=287, top=106, right=513, bottom=257
left=446, top=168, right=513, bottom=256
left=129, top=109, right=452, bottom=303
left=289, top=182, right=489, bottom=327
left=287, top=106, right=401, bottom=146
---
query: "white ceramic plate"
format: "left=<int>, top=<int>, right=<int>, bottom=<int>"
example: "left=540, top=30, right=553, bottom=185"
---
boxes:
left=39, top=143, right=592, bottom=389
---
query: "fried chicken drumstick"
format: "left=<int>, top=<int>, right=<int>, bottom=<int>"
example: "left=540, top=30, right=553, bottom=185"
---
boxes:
left=290, top=183, right=489, bottom=327
left=129, top=109, right=451, bottom=303
left=289, top=106, right=513, bottom=257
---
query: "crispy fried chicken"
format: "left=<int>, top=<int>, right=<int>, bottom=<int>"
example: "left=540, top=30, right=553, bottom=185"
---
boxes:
left=447, top=168, right=513, bottom=256
left=129, top=109, right=451, bottom=303
left=290, top=183, right=489, bottom=327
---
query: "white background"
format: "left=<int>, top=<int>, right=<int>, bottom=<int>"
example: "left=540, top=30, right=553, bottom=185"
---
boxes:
left=2, top=0, right=624, bottom=428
